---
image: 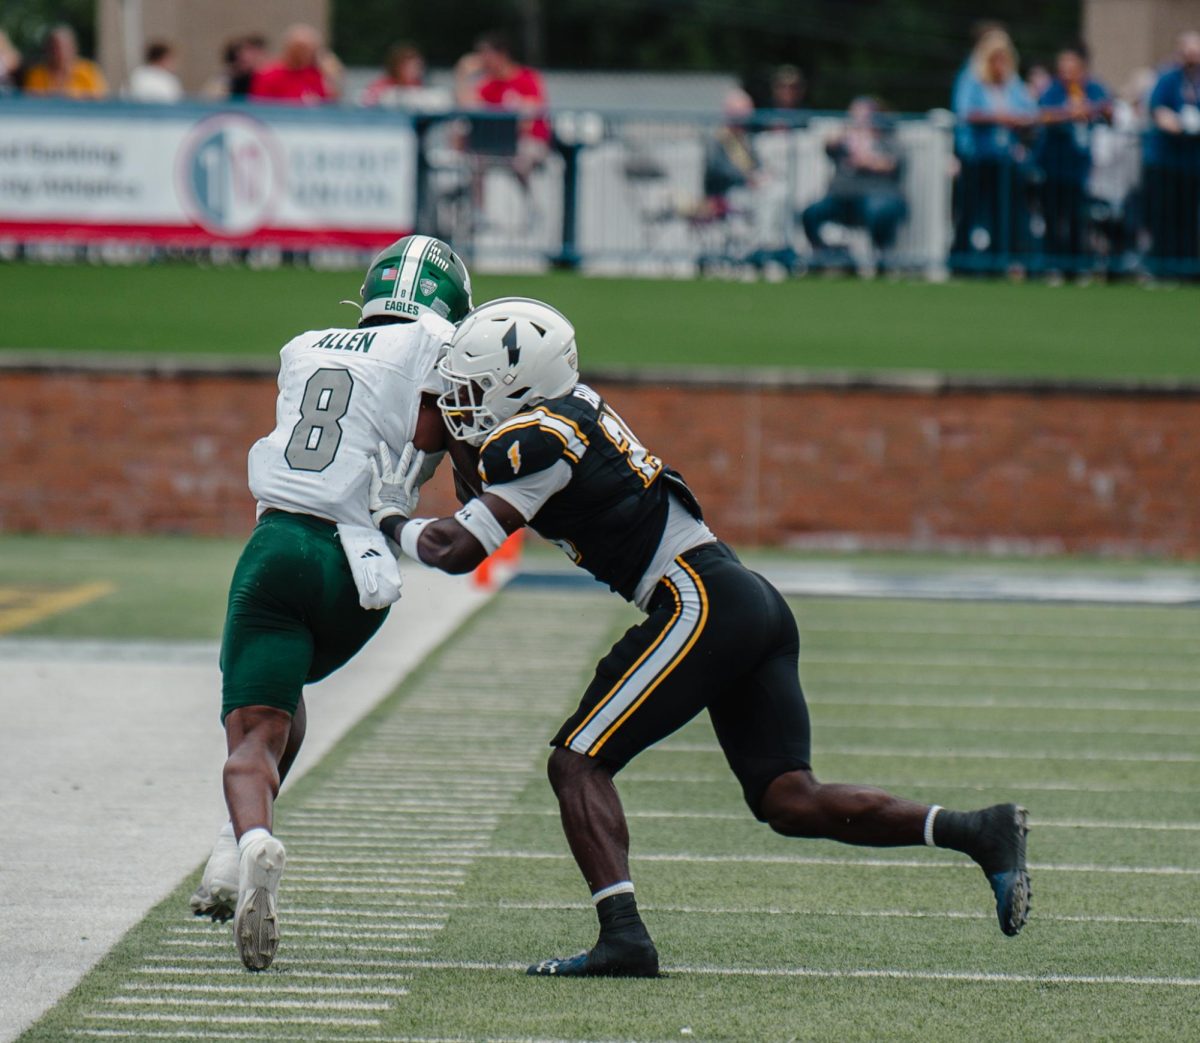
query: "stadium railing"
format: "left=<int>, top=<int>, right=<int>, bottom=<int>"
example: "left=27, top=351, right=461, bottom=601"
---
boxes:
left=0, top=96, right=1197, bottom=280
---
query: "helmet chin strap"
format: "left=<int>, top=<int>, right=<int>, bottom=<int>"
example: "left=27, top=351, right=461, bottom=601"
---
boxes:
left=339, top=299, right=364, bottom=314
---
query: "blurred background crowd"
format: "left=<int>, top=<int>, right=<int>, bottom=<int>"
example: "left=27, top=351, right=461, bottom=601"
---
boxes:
left=0, top=0, right=1198, bottom=280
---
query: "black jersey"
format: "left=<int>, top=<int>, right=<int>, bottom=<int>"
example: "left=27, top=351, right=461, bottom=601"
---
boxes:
left=477, top=383, right=703, bottom=602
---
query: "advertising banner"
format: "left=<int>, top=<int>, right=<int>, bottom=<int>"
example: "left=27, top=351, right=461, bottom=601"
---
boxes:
left=0, top=99, right=417, bottom=248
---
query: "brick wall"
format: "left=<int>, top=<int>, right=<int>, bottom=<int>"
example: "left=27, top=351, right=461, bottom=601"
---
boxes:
left=3, top=361, right=1199, bottom=557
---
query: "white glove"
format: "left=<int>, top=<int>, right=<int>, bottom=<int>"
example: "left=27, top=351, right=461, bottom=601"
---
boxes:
left=369, top=441, right=425, bottom=526
left=336, top=524, right=403, bottom=609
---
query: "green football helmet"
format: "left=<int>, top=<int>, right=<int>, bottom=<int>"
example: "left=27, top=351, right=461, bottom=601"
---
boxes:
left=359, top=235, right=472, bottom=324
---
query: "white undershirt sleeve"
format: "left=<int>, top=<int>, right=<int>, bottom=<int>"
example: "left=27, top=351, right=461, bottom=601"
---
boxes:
left=484, top=459, right=573, bottom=521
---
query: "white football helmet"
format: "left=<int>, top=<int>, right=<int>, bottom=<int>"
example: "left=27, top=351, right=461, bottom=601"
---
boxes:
left=438, top=297, right=579, bottom=445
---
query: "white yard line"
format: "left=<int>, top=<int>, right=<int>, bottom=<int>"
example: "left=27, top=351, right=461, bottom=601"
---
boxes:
left=130, top=968, right=415, bottom=980
left=481, top=851, right=1200, bottom=875
left=104, top=996, right=391, bottom=1011
left=813, top=719, right=1200, bottom=738
left=811, top=694, right=1200, bottom=713
left=487, top=899, right=1200, bottom=927
left=385, top=958, right=1200, bottom=988
left=86, top=1012, right=382, bottom=1027
left=123, top=978, right=411, bottom=992
left=505, top=808, right=1200, bottom=831
left=138, top=955, right=425, bottom=969
left=797, top=622, right=1200, bottom=641
left=812, top=675, right=1200, bottom=695
left=654, top=742, right=1200, bottom=763
left=0, top=567, right=490, bottom=1043
left=72, top=1030, right=621, bottom=1043
left=799, top=650, right=1200, bottom=673
left=622, top=775, right=1200, bottom=795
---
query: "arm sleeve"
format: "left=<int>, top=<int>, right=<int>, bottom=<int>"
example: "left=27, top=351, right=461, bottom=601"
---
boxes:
left=484, top=459, right=573, bottom=521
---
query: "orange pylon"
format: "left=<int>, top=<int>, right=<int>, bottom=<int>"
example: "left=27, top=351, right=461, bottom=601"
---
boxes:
left=471, top=528, right=525, bottom=589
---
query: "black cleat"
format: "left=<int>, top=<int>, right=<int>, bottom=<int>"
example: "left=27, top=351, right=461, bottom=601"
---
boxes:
left=972, top=803, right=1032, bottom=937
left=527, top=933, right=661, bottom=978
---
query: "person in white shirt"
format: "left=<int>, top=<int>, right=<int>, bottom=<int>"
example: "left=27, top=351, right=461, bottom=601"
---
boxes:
left=127, top=40, right=183, bottom=103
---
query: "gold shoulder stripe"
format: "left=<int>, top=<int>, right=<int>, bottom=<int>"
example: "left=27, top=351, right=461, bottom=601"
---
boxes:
left=480, top=416, right=548, bottom=453
left=480, top=416, right=582, bottom=463
left=535, top=408, right=591, bottom=446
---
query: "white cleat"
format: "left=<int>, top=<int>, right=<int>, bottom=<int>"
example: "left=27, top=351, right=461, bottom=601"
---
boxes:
left=190, top=823, right=239, bottom=923
left=233, top=834, right=286, bottom=971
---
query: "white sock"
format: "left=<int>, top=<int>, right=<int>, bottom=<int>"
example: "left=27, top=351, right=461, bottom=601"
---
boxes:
left=923, top=805, right=942, bottom=848
left=238, top=827, right=272, bottom=854
left=218, top=821, right=234, bottom=840
left=591, top=881, right=635, bottom=905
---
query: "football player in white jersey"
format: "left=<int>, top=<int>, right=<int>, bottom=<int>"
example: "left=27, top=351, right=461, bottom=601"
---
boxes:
left=189, top=235, right=472, bottom=971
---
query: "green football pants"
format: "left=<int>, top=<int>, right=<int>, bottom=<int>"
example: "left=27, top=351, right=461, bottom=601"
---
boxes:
left=220, top=510, right=389, bottom=721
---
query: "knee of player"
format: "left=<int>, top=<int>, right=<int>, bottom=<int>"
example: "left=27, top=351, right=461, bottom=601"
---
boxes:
left=760, top=769, right=822, bottom=837
left=546, top=746, right=595, bottom=795
left=766, top=806, right=817, bottom=838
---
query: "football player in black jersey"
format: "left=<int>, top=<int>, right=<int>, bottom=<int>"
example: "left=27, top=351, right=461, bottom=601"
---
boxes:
left=367, top=298, right=1031, bottom=977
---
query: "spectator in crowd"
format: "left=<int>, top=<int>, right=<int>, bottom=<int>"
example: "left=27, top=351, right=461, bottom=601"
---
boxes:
left=204, top=33, right=268, bottom=100
left=771, top=65, right=806, bottom=111
left=249, top=24, right=340, bottom=105
left=1036, top=44, right=1111, bottom=278
left=23, top=25, right=108, bottom=99
left=801, top=97, right=908, bottom=271
left=952, top=20, right=1007, bottom=116
left=951, top=28, right=1037, bottom=272
left=361, top=42, right=448, bottom=110
left=703, top=89, right=761, bottom=205
left=1087, top=68, right=1153, bottom=274
left=697, top=88, right=793, bottom=270
left=455, top=32, right=550, bottom=186
left=0, top=30, right=24, bottom=93
left=127, top=40, right=183, bottom=103
left=1143, top=31, right=1200, bottom=278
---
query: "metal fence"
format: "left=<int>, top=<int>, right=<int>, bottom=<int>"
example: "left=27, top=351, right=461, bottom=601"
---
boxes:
left=0, top=97, right=1196, bottom=279
left=415, top=108, right=1199, bottom=280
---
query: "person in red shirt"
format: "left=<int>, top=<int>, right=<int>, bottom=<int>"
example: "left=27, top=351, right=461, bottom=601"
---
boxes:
left=455, top=32, right=549, bottom=183
left=249, top=24, right=340, bottom=105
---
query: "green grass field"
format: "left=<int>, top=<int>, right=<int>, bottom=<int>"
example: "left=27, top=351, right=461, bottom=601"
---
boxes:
left=0, top=534, right=241, bottom=639
left=12, top=537, right=1200, bottom=1043
left=2, top=263, right=1199, bottom=379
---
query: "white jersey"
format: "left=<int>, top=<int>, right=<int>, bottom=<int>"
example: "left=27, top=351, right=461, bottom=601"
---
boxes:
left=248, top=315, right=452, bottom=528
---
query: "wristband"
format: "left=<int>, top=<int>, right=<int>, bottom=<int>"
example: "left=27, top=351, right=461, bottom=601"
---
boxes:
left=454, top=499, right=509, bottom=555
left=398, top=517, right=435, bottom=564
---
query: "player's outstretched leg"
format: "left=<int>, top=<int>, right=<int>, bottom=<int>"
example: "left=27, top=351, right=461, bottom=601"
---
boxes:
left=190, top=821, right=239, bottom=923
left=760, top=771, right=1031, bottom=936
left=527, top=749, right=660, bottom=978
left=234, top=828, right=287, bottom=971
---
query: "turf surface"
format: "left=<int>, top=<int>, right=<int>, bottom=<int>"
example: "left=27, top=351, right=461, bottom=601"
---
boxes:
left=2, top=263, right=1199, bottom=379
left=0, top=534, right=241, bottom=639
left=19, top=583, right=1200, bottom=1042
left=3, top=534, right=1195, bottom=642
